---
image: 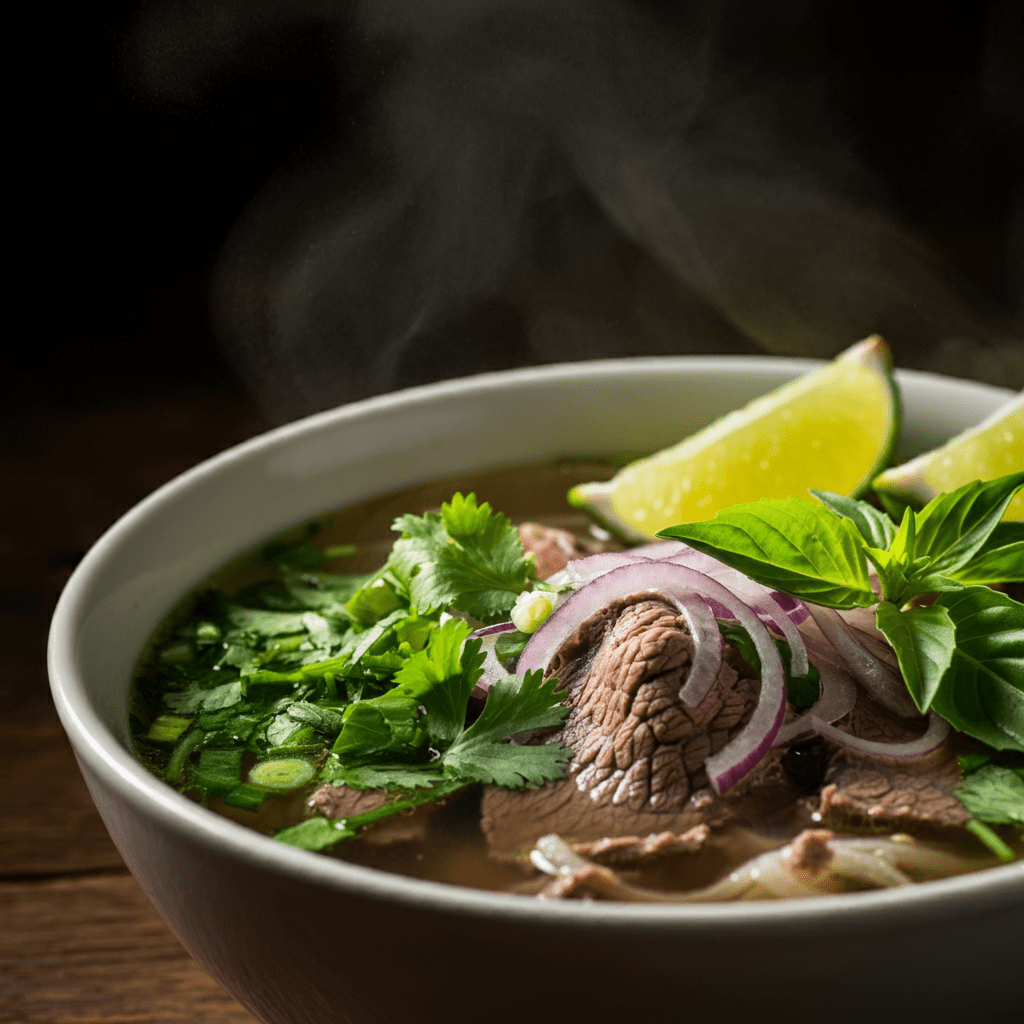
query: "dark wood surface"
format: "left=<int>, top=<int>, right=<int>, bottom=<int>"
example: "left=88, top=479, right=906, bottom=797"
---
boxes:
left=0, top=385, right=269, bottom=1024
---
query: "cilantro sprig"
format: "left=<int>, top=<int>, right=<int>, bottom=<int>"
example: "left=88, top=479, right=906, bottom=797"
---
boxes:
left=277, top=620, right=572, bottom=851
left=384, top=492, right=540, bottom=622
left=658, top=472, right=1024, bottom=749
left=132, top=494, right=571, bottom=853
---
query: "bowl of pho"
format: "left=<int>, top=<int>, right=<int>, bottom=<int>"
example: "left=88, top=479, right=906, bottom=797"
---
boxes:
left=49, top=348, right=1023, bottom=1023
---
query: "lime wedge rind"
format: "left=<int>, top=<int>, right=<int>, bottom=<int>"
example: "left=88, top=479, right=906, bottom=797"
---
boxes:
left=570, top=336, right=900, bottom=541
left=872, top=391, right=1024, bottom=521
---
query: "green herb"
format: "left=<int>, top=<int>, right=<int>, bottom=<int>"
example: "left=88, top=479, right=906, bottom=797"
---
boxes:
left=657, top=472, right=1024, bottom=754
left=274, top=622, right=572, bottom=850
left=133, top=497, right=572, bottom=853
left=954, top=756, right=1024, bottom=861
left=386, top=493, right=538, bottom=622
left=955, top=759, right=1024, bottom=827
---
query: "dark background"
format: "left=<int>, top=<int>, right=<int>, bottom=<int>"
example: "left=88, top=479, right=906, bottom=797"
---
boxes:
left=8, top=1, right=1023, bottom=416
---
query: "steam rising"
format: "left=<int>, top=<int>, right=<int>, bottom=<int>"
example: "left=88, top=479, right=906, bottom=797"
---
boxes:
left=131, top=0, right=1022, bottom=422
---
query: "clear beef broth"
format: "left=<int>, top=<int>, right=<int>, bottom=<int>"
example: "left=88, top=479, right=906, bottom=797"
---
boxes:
left=132, top=459, right=1017, bottom=899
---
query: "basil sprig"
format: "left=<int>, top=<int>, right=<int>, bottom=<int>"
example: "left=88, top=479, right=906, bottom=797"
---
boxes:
left=659, top=472, right=1024, bottom=752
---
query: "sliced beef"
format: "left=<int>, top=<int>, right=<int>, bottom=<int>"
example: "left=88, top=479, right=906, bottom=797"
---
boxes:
left=572, top=825, right=710, bottom=867
left=482, top=595, right=804, bottom=857
left=815, top=698, right=969, bottom=834
left=784, top=828, right=835, bottom=875
left=309, top=785, right=439, bottom=845
left=518, top=521, right=597, bottom=579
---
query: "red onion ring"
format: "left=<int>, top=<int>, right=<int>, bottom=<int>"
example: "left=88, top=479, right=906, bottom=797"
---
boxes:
left=774, top=659, right=857, bottom=746
left=558, top=546, right=810, bottom=677
left=667, top=591, right=723, bottom=708
left=663, top=551, right=811, bottom=646
left=518, top=561, right=786, bottom=794
left=811, top=710, right=950, bottom=759
left=470, top=621, right=517, bottom=639
left=468, top=622, right=516, bottom=701
left=562, top=551, right=650, bottom=586
left=805, top=604, right=919, bottom=719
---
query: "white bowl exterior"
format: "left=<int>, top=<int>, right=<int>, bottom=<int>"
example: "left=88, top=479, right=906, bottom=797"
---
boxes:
left=49, top=358, right=1024, bottom=1022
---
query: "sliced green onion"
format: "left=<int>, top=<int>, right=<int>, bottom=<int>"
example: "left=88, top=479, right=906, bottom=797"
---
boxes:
left=249, top=758, right=315, bottom=791
left=195, top=621, right=222, bottom=642
left=146, top=714, right=192, bottom=744
left=165, top=728, right=205, bottom=784
left=222, top=782, right=271, bottom=811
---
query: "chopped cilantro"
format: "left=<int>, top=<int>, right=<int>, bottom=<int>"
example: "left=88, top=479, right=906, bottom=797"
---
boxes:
left=131, top=495, right=572, bottom=852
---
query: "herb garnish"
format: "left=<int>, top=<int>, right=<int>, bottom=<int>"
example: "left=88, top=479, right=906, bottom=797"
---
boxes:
left=131, top=494, right=571, bottom=852
left=659, top=471, right=1024, bottom=852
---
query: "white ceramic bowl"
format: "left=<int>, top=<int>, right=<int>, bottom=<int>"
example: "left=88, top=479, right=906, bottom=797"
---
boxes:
left=49, top=357, right=1023, bottom=1023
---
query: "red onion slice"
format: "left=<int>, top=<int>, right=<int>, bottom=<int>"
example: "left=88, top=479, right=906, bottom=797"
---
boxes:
left=770, top=590, right=810, bottom=625
left=470, top=621, right=517, bottom=639
left=667, top=591, right=722, bottom=708
left=563, top=551, right=650, bottom=586
left=812, top=711, right=950, bottom=759
left=774, top=660, right=857, bottom=745
left=518, top=561, right=786, bottom=795
left=468, top=622, right=516, bottom=701
left=805, top=604, right=919, bottom=719
left=664, top=550, right=811, bottom=643
left=629, top=540, right=688, bottom=559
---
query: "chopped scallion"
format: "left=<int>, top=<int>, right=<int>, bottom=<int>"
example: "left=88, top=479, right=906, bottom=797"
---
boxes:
left=248, top=758, right=315, bottom=791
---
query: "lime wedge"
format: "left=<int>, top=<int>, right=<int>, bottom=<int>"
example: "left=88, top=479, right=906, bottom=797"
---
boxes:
left=873, top=392, right=1024, bottom=521
left=569, top=335, right=899, bottom=541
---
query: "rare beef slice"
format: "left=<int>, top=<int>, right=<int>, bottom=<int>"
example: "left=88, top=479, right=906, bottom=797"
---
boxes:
left=816, top=698, right=969, bottom=834
left=482, top=594, right=800, bottom=857
left=517, top=521, right=598, bottom=579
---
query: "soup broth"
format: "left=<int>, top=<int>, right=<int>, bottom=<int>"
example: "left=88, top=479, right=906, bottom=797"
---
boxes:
left=130, top=459, right=1021, bottom=901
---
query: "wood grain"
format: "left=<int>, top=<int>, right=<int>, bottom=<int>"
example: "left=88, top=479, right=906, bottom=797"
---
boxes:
left=1, top=387, right=268, bottom=1024
left=0, top=874, right=258, bottom=1024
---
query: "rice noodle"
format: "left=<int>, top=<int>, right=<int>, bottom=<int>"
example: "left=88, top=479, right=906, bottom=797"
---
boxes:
left=529, top=831, right=991, bottom=903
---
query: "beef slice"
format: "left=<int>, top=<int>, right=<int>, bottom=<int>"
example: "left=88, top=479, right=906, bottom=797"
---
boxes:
left=482, top=595, right=796, bottom=856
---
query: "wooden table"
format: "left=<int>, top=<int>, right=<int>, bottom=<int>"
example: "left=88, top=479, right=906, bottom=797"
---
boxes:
left=0, top=383, right=269, bottom=1023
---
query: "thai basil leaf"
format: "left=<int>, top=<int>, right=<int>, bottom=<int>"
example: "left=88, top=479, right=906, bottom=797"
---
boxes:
left=658, top=498, right=876, bottom=609
left=929, top=586, right=1024, bottom=752
left=874, top=601, right=956, bottom=712
left=949, top=522, right=1024, bottom=584
left=810, top=489, right=897, bottom=549
left=914, top=472, right=1024, bottom=579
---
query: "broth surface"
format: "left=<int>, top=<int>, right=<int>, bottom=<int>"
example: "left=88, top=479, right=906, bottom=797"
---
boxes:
left=130, top=459, right=1019, bottom=898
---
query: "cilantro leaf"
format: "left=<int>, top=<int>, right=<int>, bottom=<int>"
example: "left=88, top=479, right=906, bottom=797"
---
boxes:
left=390, top=618, right=483, bottom=748
left=955, top=764, right=1024, bottom=827
left=442, top=671, right=572, bottom=787
left=275, top=816, right=354, bottom=851
left=165, top=680, right=243, bottom=715
left=331, top=619, right=481, bottom=755
left=658, top=498, right=876, bottom=608
left=388, top=493, right=536, bottom=622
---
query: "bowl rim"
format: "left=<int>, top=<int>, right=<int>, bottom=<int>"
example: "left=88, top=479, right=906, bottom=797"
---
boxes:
left=48, top=354, right=1024, bottom=933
